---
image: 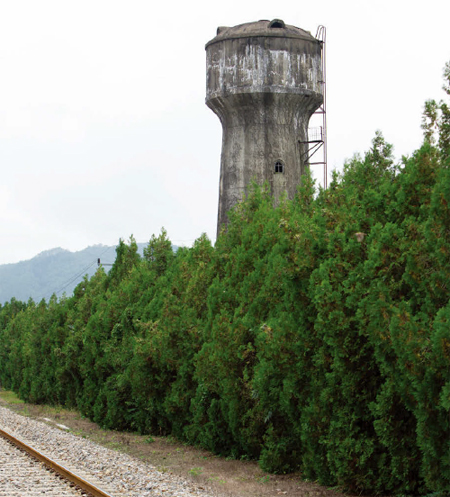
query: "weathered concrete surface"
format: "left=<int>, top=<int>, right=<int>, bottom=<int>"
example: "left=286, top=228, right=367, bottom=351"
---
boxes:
left=206, top=20, right=323, bottom=232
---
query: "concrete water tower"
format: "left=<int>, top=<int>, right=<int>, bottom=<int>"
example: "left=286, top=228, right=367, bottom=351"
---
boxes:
left=206, top=19, right=324, bottom=232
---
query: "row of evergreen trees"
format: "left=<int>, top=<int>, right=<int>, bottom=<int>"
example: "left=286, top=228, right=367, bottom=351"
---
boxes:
left=0, top=65, right=449, bottom=494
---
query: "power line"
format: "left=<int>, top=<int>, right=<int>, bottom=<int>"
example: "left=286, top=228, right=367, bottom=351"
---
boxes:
left=47, top=259, right=98, bottom=300
left=45, top=245, right=114, bottom=300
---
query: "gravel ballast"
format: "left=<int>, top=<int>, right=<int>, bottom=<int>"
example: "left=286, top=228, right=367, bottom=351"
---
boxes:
left=0, top=405, right=215, bottom=497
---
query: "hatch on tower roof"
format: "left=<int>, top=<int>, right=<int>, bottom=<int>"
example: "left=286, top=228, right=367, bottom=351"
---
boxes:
left=206, top=19, right=315, bottom=48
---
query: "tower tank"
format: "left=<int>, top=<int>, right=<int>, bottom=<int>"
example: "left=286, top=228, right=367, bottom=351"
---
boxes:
left=206, top=19, right=323, bottom=232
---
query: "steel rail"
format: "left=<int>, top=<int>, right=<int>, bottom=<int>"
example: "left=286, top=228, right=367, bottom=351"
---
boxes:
left=0, top=427, right=116, bottom=497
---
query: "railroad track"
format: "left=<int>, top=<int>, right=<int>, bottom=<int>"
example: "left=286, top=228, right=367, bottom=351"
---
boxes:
left=0, top=427, right=117, bottom=497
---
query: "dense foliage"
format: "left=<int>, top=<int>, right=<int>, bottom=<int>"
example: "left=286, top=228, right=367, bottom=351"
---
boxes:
left=1, top=68, right=450, bottom=495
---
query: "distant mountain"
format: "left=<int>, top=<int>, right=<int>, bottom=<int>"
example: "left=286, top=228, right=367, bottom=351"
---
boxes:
left=0, top=243, right=149, bottom=305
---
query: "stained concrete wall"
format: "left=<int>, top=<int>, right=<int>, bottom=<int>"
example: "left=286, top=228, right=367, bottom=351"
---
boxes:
left=206, top=20, right=323, bottom=233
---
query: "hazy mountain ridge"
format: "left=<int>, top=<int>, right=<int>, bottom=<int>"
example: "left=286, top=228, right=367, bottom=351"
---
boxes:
left=34, top=247, right=71, bottom=259
left=0, top=243, right=148, bottom=304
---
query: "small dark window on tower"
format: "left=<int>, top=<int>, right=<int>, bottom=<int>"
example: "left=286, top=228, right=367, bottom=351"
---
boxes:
left=274, top=160, right=284, bottom=173
left=269, top=19, right=285, bottom=29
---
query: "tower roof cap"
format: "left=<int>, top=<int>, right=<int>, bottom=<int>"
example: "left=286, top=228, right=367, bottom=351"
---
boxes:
left=206, top=19, right=316, bottom=48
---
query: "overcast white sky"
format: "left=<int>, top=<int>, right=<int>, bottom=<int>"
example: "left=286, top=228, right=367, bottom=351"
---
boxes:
left=1, top=0, right=449, bottom=264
